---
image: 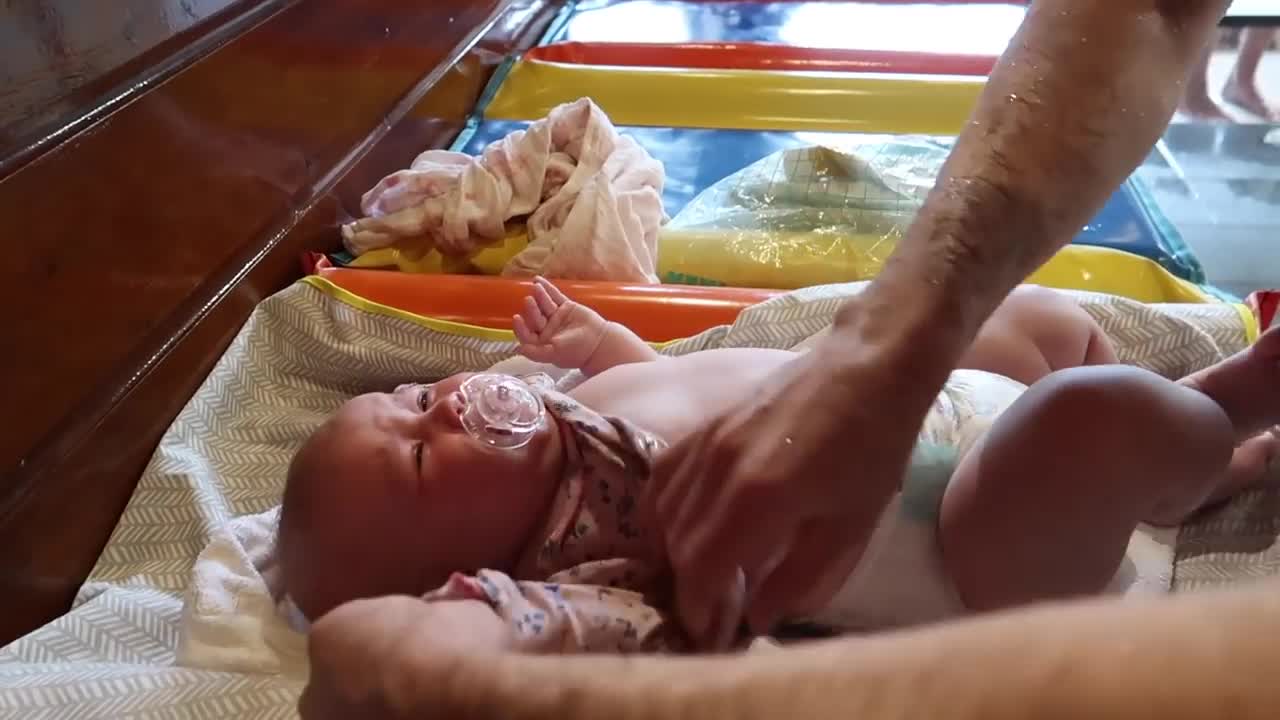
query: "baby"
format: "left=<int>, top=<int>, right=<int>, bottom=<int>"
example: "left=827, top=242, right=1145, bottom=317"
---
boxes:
left=279, top=277, right=1280, bottom=653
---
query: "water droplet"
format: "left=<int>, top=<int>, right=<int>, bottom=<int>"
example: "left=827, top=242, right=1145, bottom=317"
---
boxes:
left=1008, top=93, right=1019, bottom=102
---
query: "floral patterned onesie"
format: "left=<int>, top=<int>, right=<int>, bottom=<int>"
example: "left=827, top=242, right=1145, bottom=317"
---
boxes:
left=419, top=389, right=686, bottom=653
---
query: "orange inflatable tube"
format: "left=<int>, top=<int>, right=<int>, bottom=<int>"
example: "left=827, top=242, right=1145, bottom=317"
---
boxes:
left=318, top=268, right=782, bottom=342
left=525, top=42, right=998, bottom=77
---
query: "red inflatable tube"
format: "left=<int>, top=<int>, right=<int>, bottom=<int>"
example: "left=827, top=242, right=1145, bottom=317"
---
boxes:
left=317, top=268, right=783, bottom=343
left=1248, top=290, right=1279, bottom=331
left=525, top=42, right=998, bottom=77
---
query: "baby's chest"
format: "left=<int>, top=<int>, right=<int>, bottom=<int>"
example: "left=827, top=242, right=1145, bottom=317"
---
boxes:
left=573, top=349, right=793, bottom=445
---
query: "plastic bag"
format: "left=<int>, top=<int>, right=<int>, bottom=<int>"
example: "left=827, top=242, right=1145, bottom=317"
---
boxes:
left=658, top=136, right=950, bottom=288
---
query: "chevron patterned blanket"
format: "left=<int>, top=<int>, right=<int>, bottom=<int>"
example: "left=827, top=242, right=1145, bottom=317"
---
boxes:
left=0, top=277, right=1271, bottom=717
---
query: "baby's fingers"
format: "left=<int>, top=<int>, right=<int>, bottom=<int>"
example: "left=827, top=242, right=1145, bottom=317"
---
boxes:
left=513, top=314, right=536, bottom=345
left=534, top=276, right=570, bottom=305
left=521, top=297, right=548, bottom=334
left=520, top=343, right=556, bottom=363
left=514, top=316, right=555, bottom=362
left=532, top=282, right=560, bottom=318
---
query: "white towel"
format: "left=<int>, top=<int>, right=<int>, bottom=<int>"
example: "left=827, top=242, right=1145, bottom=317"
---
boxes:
left=341, top=97, right=666, bottom=283
left=175, top=507, right=309, bottom=679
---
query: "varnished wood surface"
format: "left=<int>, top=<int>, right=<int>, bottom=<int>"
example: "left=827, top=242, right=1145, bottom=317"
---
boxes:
left=1, top=0, right=282, bottom=175
left=0, top=0, right=558, bottom=645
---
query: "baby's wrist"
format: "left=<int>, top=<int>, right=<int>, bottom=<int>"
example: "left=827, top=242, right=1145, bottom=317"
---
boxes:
left=583, top=321, right=617, bottom=362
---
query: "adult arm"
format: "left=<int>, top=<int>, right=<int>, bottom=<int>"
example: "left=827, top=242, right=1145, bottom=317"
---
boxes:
left=851, top=0, right=1228, bottom=370
left=648, top=0, right=1231, bottom=644
left=301, top=579, right=1280, bottom=720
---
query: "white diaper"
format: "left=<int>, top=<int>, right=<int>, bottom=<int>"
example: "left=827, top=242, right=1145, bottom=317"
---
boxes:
left=807, top=369, right=1027, bottom=631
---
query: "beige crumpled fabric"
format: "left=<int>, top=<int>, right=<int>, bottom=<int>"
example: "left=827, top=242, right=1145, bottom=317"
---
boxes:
left=340, top=97, right=666, bottom=283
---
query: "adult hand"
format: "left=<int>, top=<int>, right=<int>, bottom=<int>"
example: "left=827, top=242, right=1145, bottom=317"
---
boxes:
left=647, top=310, right=941, bottom=647
left=299, top=596, right=509, bottom=720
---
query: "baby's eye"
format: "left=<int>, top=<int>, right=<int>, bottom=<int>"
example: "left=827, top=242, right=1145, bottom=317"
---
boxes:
left=417, top=386, right=431, bottom=411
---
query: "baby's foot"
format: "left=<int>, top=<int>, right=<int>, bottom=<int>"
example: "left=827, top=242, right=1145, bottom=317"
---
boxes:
left=1180, top=325, right=1280, bottom=440
left=1154, top=430, right=1280, bottom=525
left=1211, top=429, right=1280, bottom=503
left=1223, top=76, right=1280, bottom=121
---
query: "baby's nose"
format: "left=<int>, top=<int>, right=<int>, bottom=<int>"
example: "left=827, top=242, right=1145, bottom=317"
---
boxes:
left=424, top=390, right=464, bottom=431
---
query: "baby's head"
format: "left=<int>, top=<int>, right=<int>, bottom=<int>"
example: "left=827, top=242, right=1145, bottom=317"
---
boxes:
left=278, top=372, right=564, bottom=620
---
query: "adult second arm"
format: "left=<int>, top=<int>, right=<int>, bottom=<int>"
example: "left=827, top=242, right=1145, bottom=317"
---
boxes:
left=648, top=0, right=1232, bottom=642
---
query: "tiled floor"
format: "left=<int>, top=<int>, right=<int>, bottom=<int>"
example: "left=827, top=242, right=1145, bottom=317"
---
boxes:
left=1140, top=50, right=1280, bottom=299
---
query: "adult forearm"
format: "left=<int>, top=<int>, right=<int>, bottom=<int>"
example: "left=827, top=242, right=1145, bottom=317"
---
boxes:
left=414, top=580, right=1280, bottom=720
left=838, top=0, right=1228, bottom=390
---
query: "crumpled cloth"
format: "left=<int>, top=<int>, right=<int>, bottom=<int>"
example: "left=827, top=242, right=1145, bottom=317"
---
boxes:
left=175, top=507, right=309, bottom=679
left=340, top=97, right=666, bottom=283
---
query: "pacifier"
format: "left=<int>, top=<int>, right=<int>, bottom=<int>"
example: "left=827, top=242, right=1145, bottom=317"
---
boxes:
left=458, top=373, right=546, bottom=449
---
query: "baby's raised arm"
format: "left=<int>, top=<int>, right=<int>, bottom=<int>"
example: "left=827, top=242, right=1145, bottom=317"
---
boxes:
left=421, top=570, right=681, bottom=654
left=514, top=277, right=660, bottom=377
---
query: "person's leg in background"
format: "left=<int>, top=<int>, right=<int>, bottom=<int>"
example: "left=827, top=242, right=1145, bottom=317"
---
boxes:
left=1178, top=28, right=1232, bottom=120
left=1223, top=27, right=1279, bottom=120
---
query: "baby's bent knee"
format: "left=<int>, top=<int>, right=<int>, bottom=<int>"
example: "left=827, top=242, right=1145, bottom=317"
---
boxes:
left=1030, top=365, right=1234, bottom=463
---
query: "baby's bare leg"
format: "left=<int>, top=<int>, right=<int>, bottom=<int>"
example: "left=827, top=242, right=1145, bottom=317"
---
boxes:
left=943, top=327, right=1280, bottom=611
left=959, top=285, right=1116, bottom=386
left=940, top=365, right=1240, bottom=612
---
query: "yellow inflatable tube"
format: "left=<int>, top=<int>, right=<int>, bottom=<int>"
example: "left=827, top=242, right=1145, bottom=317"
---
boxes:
left=1024, top=245, right=1214, bottom=304
left=348, top=228, right=1220, bottom=305
left=659, top=230, right=1217, bottom=302
left=483, top=60, right=984, bottom=135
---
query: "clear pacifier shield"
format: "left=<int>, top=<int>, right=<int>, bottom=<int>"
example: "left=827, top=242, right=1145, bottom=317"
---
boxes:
left=459, top=373, right=545, bottom=449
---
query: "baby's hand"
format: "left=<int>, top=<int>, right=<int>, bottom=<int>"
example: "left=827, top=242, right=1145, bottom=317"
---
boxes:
left=513, top=277, right=609, bottom=370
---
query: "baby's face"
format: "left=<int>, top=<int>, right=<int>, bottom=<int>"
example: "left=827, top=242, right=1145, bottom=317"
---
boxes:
left=377, top=372, right=522, bottom=488
left=287, top=372, right=564, bottom=609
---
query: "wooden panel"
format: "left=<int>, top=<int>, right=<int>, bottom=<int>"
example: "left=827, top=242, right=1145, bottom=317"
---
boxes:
left=0, top=0, right=559, bottom=645
left=0, top=0, right=281, bottom=175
